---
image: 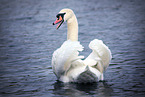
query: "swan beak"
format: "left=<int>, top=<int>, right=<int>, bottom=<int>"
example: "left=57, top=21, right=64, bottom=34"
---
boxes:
left=53, top=16, right=64, bottom=29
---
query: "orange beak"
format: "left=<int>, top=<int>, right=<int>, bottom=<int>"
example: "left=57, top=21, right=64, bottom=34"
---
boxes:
left=53, top=16, right=64, bottom=29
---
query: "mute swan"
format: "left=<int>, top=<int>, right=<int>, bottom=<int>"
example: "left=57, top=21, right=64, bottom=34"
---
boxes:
left=52, top=8, right=112, bottom=83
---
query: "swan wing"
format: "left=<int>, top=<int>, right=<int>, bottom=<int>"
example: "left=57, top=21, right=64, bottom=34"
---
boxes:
left=51, top=40, right=84, bottom=79
left=83, top=39, right=112, bottom=73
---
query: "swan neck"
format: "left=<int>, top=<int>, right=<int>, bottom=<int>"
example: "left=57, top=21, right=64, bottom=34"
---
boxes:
left=67, top=15, right=78, bottom=41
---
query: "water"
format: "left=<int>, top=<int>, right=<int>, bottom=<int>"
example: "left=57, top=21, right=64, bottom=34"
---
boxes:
left=0, top=0, right=145, bottom=97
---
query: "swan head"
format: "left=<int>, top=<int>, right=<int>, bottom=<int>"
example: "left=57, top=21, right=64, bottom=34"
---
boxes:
left=53, top=8, right=74, bottom=29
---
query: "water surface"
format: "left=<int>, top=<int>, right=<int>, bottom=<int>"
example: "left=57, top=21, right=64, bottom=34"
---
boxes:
left=0, top=0, right=145, bottom=97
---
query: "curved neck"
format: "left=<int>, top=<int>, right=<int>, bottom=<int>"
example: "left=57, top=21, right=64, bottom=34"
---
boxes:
left=67, top=15, right=78, bottom=41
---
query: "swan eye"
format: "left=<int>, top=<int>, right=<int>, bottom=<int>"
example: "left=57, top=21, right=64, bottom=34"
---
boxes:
left=57, top=16, right=59, bottom=20
left=56, top=13, right=66, bottom=20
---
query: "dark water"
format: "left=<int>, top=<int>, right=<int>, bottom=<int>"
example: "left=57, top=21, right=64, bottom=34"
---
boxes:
left=0, top=0, right=145, bottom=97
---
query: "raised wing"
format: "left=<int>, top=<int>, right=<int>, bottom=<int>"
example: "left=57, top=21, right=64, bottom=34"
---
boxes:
left=83, top=39, right=112, bottom=73
left=51, top=40, right=84, bottom=79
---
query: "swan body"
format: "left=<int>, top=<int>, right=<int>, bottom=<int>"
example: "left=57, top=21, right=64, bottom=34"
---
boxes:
left=52, top=9, right=112, bottom=83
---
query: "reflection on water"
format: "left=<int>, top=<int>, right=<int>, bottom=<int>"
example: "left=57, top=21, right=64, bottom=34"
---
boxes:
left=53, top=81, right=113, bottom=97
left=0, top=0, right=145, bottom=97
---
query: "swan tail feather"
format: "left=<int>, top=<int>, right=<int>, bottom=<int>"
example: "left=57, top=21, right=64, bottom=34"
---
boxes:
left=76, top=66, right=98, bottom=83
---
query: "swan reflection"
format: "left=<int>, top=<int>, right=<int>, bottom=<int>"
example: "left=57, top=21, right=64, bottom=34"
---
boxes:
left=53, top=81, right=113, bottom=96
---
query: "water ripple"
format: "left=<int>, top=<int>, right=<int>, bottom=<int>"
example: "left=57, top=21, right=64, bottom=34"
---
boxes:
left=0, top=0, right=145, bottom=97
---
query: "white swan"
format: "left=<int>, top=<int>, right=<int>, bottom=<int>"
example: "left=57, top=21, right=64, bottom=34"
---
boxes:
left=52, top=8, right=112, bottom=83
